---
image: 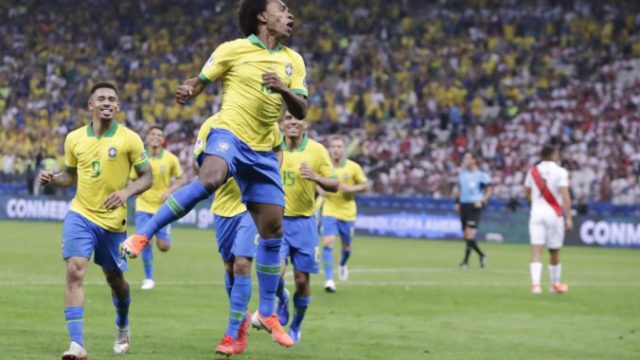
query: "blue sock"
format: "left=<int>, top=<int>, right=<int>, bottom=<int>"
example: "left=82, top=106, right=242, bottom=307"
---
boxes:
left=112, top=295, right=130, bottom=328
left=276, top=277, right=286, bottom=302
left=340, top=249, right=351, bottom=266
left=256, top=237, right=282, bottom=317
left=65, top=307, right=84, bottom=346
left=139, top=180, right=210, bottom=238
left=142, top=243, right=153, bottom=280
left=226, top=275, right=252, bottom=339
left=224, top=272, right=234, bottom=299
left=290, top=295, right=311, bottom=333
left=322, top=246, right=334, bottom=281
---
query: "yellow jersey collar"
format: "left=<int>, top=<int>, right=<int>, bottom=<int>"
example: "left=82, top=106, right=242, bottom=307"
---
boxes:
left=147, top=148, right=164, bottom=159
left=87, top=121, right=118, bottom=138
left=247, top=34, right=283, bottom=52
left=282, top=134, right=308, bottom=152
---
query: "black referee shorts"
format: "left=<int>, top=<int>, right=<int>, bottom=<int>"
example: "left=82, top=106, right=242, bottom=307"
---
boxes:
left=459, top=203, right=482, bottom=229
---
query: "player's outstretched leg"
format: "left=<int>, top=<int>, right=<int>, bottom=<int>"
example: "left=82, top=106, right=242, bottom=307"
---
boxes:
left=104, top=270, right=131, bottom=355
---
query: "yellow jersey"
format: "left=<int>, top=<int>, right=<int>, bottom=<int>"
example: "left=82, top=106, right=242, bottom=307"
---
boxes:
left=130, top=149, right=183, bottom=214
left=323, top=159, right=367, bottom=221
left=64, top=122, right=149, bottom=232
left=199, top=35, right=307, bottom=151
left=281, top=135, right=335, bottom=217
left=194, top=116, right=246, bottom=218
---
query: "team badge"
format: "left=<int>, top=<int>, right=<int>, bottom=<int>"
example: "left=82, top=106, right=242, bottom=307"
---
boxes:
left=217, top=142, right=230, bottom=152
left=108, top=147, right=117, bottom=159
left=285, top=63, right=293, bottom=77
left=205, top=54, right=214, bottom=67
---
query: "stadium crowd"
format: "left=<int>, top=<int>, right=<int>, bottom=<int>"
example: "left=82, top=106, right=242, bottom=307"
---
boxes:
left=1, top=0, right=640, bottom=204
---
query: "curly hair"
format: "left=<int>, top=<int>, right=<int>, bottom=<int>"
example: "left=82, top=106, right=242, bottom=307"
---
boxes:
left=237, top=0, right=268, bottom=37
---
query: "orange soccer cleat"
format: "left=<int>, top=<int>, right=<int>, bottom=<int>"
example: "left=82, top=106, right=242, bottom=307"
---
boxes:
left=215, top=335, right=237, bottom=357
left=250, top=311, right=294, bottom=348
left=120, top=234, right=149, bottom=258
left=530, top=284, right=542, bottom=295
left=549, top=283, right=569, bottom=294
left=234, top=312, right=251, bottom=354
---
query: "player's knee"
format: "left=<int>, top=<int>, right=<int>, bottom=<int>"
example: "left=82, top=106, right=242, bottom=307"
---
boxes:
left=104, top=271, right=126, bottom=290
left=260, top=219, right=284, bottom=239
left=157, top=240, right=171, bottom=252
left=233, top=257, right=252, bottom=276
left=66, top=262, right=87, bottom=284
left=198, top=165, right=227, bottom=192
left=293, top=273, right=309, bottom=293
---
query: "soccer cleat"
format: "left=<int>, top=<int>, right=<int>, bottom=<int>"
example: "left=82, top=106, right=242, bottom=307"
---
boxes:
left=61, top=341, right=88, bottom=360
left=250, top=311, right=294, bottom=348
left=234, top=312, right=251, bottom=354
left=276, top=288, right=290, bottom=326
left=324, top=279, right=336, bottom=293
left=531, top=284, right=542, bottom=295
left=120, top=234, right=149, bottom=258
left=339, top=265, right=349, bottom=281
left=288, top=328, right=301, bottom=344
left=480, top=255, right=488, bottom=268
left=215, top=335, right=237, bottom=357
left=141, top=279, right=155, bottom=290
left=549, top=283, right=569, bottom=294
left=113, top=326, right=130, bottom=355
left=459, top=261, right=469, bottom=270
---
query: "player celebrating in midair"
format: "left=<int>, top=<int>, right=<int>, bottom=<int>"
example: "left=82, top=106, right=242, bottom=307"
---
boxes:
left=274, top=111, right=338, bottom=343
left=39, top=83, right=152, bottom=359
left=121, top=0, right=306, bottom=348
left=524, top=144, right=572, bottom=295
left=320, top=136, right=368, bottom=292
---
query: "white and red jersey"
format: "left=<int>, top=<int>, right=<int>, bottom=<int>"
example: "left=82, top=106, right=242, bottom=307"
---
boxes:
left=524, top=161, right=569, bottom=218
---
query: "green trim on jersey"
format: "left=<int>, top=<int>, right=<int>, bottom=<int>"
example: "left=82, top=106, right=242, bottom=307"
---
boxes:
left=87, top=121, right=118, bottom=138
left=198, top=72, right=212, bottom=85
left=291, top=88, right=308, bottom=97
left=247, top=34, right=283, bottom=52
left=282, top=134, right=309, bottom=152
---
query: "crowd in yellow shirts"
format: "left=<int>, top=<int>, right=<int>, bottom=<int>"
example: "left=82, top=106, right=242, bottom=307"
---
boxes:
left=1, top=0, right=640, bottom=203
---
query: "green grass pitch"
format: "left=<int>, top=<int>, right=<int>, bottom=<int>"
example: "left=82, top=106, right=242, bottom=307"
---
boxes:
left=1, top=220, right=638, bottom=359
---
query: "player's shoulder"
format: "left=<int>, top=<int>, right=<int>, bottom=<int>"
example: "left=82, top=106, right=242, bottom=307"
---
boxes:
left=118, top=124, right=143, bottom=141
left=163, top=149, right=180, bottom=162
left=282, top=46, right=305, bottom=63
left=66, top=125, right=88, bottom=142
left=346, top=159, right=362, bottom=170
left=216, top=38, right=248, bottom=52
left=307, top=138, right=327, bottom=152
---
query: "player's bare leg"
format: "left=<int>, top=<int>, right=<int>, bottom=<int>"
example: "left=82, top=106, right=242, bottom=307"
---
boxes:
left=530, top=245, right=544, bottom=294
left=103, top=269, right=131, bottom=354
left=122, top=155, right=227, bottom=258
left=322, top=235, right=337, bottom=292
left=288, top=269, right=311, bottom=344
left=62, top=257, right=89, bottom=360
left=248, top=203, right=293, bottom=347
left=548, top=248, right=568, bottom=293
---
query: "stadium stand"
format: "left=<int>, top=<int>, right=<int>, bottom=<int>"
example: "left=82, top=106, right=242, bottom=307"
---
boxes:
left=1, top=0, right=639, bottom=204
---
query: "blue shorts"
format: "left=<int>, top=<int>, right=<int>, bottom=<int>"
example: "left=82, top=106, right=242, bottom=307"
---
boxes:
left=214, top=211, right=259, bottom=262
left=135, top=212, right=172, bottom=242
left=62, top=211, right=128, bottom=272
left=280, top=216, right=320, bottom=274
left=202, top=128, right=284, bottom=208
left=321, top=216, right=355, bottom=245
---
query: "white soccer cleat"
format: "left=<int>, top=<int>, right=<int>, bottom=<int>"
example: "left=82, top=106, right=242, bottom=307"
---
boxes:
left=324, top=279, right=336, bottom=293
left=531, top=284, right=542, bottom=295
left=339, top=265, right=349, bottom=281
left=113, top=326, right=130, bottom=355
left=61, top=341, right=88, bottom=360
left=141, top=279, right=155, bottom=290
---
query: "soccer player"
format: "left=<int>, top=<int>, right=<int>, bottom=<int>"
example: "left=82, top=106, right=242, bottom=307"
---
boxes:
left=121, top=0, right=305, bottom=347
left=38, top=82, right=152, bottom=359
left=524, top=144, right=573, bottom=295
left=320, top=136, right=368, bottom=292
left=453, top=152, right=492, bottom=269
left=275, top=111, right=338, bottom=343
left=131, top=125, right=185, bottom=290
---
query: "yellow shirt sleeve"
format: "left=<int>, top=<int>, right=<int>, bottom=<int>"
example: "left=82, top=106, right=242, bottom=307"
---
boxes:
left=171, top=155, right=184, bottom=179
left=199, top=42, right=235, bottom=83
left=64, top=135, right=77, bottom=171
left=353, top=162, right=367, bottom=184
left=290, top=52, right=308, bottom=97
left=316, top=145, right=336, bottom=179
left=128, top=134, right=149, bottom=171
